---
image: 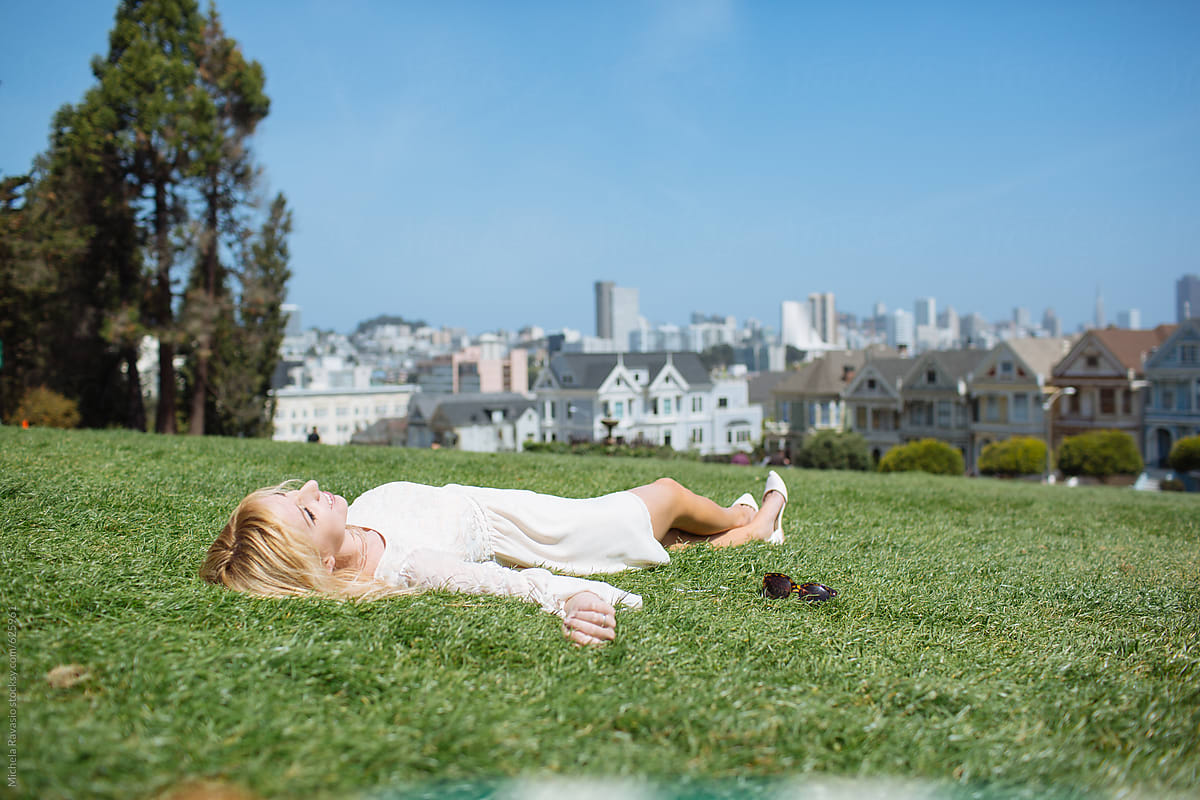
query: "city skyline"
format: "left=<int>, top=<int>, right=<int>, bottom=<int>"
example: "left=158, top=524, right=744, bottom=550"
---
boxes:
left=3, top=2, right=1197, bottom=335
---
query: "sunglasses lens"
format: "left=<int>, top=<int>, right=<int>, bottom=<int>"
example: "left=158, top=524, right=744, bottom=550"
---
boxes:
left=798, top=582, right=836, bottom=603
left=762, top=573, right=794, bottom=599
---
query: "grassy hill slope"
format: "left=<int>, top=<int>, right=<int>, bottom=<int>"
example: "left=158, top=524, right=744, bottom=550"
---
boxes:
left=2, top=427, right=1197, bottom=799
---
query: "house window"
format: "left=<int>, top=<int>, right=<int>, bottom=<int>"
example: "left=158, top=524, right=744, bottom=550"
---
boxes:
left=1085, top=354, right=1100, bottom=369
left=567, top=403, right=576, bottom=420
left=937, top=400, right=952, bottom=428
left=1161, top=387, right=1174, bottom=410
left=867, top=378, right=877, bottom=390
left=1122, top=390, right=1132, bottom=415
left=614, top=400, right=624, bottom=419
left=1179, top=344, right=1198, bottom=364
left=692, top=397, right=703, bottom=412
left=926, top=369, right=937, bottom=385
left=1099, top=388, right=1116, bottom=415
left=999, top=361, right=1013, bottom=377
left=985, top=396, right=999, bottom=422
left=314, top=408, right=328, bottom=418
left=1012, top=394, right=1029, bottom=422
left=690, top=427, right=703, bottom=444
left=662, top=397, right=672, bottom=415
left=856, top=407, right=867, bottom=430
left=718, top=397, right=728, bottom=408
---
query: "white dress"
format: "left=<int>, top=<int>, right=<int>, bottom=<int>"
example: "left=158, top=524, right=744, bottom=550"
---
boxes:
left=345, top=481, right=670, bottom=618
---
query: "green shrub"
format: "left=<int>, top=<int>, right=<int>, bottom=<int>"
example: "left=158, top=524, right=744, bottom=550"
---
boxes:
left=1160, top=477, right=1186, bottom=492
left=521, top=440, right=697, bottom=460
left=1167, top=435, right=1200, bottom=473
left=796, top=430, right=871, bottom=471
left=1057, top=429, right=1143, bottom=478
left=8, top=386, right=81, bottom=429
left=978, top=436, right=1047, bottom=476
left=878, top=438, right=964, bottom=476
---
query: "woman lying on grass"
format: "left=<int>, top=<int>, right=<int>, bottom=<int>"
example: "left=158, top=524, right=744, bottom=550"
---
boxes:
left=201, top=472, right=788, bottom=646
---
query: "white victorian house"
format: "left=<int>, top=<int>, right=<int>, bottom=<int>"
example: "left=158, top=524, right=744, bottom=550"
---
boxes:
left=532, top=351, right=761, bottom=455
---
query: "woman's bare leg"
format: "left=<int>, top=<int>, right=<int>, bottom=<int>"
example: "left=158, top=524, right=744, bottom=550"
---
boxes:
left=629, top=477, right=786, bottom=549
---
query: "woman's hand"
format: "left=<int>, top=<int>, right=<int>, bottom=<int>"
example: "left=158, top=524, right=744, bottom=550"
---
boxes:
left=562, top=591, right=616, bottom=646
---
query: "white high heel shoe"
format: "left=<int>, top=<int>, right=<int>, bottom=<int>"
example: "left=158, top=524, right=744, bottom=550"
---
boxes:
left=763, top=470, right=788, bottom=544
left=733, top=492, right=759, bottom=514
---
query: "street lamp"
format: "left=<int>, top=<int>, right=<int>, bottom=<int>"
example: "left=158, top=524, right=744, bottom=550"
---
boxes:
left=1042, top=386, right=1076, bottom=483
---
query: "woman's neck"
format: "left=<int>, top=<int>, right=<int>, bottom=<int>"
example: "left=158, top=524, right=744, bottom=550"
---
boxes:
left=334, top=525, right=384, bottom=578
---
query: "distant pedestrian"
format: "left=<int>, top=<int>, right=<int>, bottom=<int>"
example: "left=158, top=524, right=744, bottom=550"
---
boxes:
left=307, top=426, right=320, bottom=443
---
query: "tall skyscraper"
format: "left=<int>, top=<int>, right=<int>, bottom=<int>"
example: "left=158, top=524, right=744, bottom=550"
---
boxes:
left=1013, top=307, right=1031, bottom=329
left=594, top=280, right=639, bottom=351
left=594, top=281, right=613, bottom=339
left=1042, top=308, right=1061, bottom=337
left=1095, top=285, right=1105, bottom=328
left=1117, top=309, right=1141, bottom=329
left=781, top=300, right=825, bottom=350
left=889, top=309, right=914, bottom=352
left=808, top=292, right=836, bottom=346
left=1178, top=274, right=1200, bottom=322
left=914, top=297, right=936, bottom=328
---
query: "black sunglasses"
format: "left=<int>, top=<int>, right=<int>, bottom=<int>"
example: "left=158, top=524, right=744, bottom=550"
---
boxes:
left=762, top=572, right=838, bottom=603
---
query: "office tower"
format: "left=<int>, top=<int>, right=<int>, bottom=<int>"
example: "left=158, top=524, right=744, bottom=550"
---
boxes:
left=888, top=309, right=914, bottom=351
left=1013, top=307, right=1031, bottom=329
left=781, top=300, right=824, bottom=349
left=594, top=281, right=639, bottom=351
left=1095, top=285, right=1105, bottom=328
left=961, top=312, right=989, bottom=345
left=914, top=297, right=936, bottom=328
left=1042, top=308, right=1061, bottom=337
left=594, top=281, right=613, bottom=339
left=808, top=292, right=836, bottom=346
left=938, top=306, right=960, bottom=341
left=1117, top=309, right=1141, bottom=329
left=1178, top=274, right=1200, bottom=322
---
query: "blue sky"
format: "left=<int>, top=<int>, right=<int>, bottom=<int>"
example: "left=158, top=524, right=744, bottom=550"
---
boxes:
left=3, top=1, right=1198, bottom=336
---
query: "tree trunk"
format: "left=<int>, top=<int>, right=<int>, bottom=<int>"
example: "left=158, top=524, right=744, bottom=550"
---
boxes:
left=154, top=175, right=176, bottom=434
left=188, top=184, right=219, bottom=435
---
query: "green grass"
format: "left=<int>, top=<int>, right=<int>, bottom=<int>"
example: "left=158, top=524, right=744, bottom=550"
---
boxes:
left=3, top=427, right=1198, bottom=799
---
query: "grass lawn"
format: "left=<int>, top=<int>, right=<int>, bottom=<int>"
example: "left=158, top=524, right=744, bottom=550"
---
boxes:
left=3, top=426, right=1198, bottom=799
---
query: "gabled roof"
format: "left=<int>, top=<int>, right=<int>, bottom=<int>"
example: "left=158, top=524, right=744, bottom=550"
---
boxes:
left=1079, top=325, right=1176, bottom=374
left=1144, top=318, right=1200, bottom=370
left=862, top=356, right=914, bottom=385
left=843, top=356, right=913, bottom=397
left=773, top=351, right=866, bottom=397
left=429, top=393, right=536, bottom=428
left=1004, top=336, right=1076, bottom=378
left=545, top=351, right=712, bottom=391
left=907, top=348, right=989, bottom=385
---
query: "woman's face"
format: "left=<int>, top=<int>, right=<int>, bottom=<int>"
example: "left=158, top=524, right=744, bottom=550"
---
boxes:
left=263, top=480, right=349, bottom=562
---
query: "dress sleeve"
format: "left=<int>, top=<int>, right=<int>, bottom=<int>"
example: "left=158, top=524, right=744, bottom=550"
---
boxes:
left=389, top=547, right=643, bottom=618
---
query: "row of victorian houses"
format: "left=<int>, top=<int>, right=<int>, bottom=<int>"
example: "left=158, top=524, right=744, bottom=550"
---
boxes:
left=287, top=319, right=1200, bottom=467
left=348, top=350, right=763, bottom=456
left=768, top=319, right=1200, bottom=471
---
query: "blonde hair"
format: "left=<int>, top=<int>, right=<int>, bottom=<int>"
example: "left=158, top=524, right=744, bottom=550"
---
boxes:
left=200, top=483, right=410, bottom=601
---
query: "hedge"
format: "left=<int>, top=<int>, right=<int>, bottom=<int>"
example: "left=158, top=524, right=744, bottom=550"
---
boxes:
left=978, top=436, right=1047, bottom=477
left=1056, top=429, right=1143, bottom=478
left=877, top=438, right=964, bottom=476
left=8, top=386, right=81, bottom=428
left=1167, top=435, right=1200, bottom=473
left=795, top=430, right=871, bottom=471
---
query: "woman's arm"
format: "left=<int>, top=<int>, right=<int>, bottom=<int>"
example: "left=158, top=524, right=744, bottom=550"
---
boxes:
left=384, top=548, right=639, bottom=640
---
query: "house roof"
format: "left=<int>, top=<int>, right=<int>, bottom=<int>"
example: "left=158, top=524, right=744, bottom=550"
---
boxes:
left=1004, top=336, right=1076, bottom=378
left=746, top=371, right=791, bottom=405
left=914, top=348, right=990, bottom=383
left=773, top=351, right=866, bottom=397
left=429, top=393, right=536, bottom=427
left=1087, top=325, right=1176, bottom=373
left=862, top=356, right=914, bottom=386
left=546, top=351, right=712, bottom=391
